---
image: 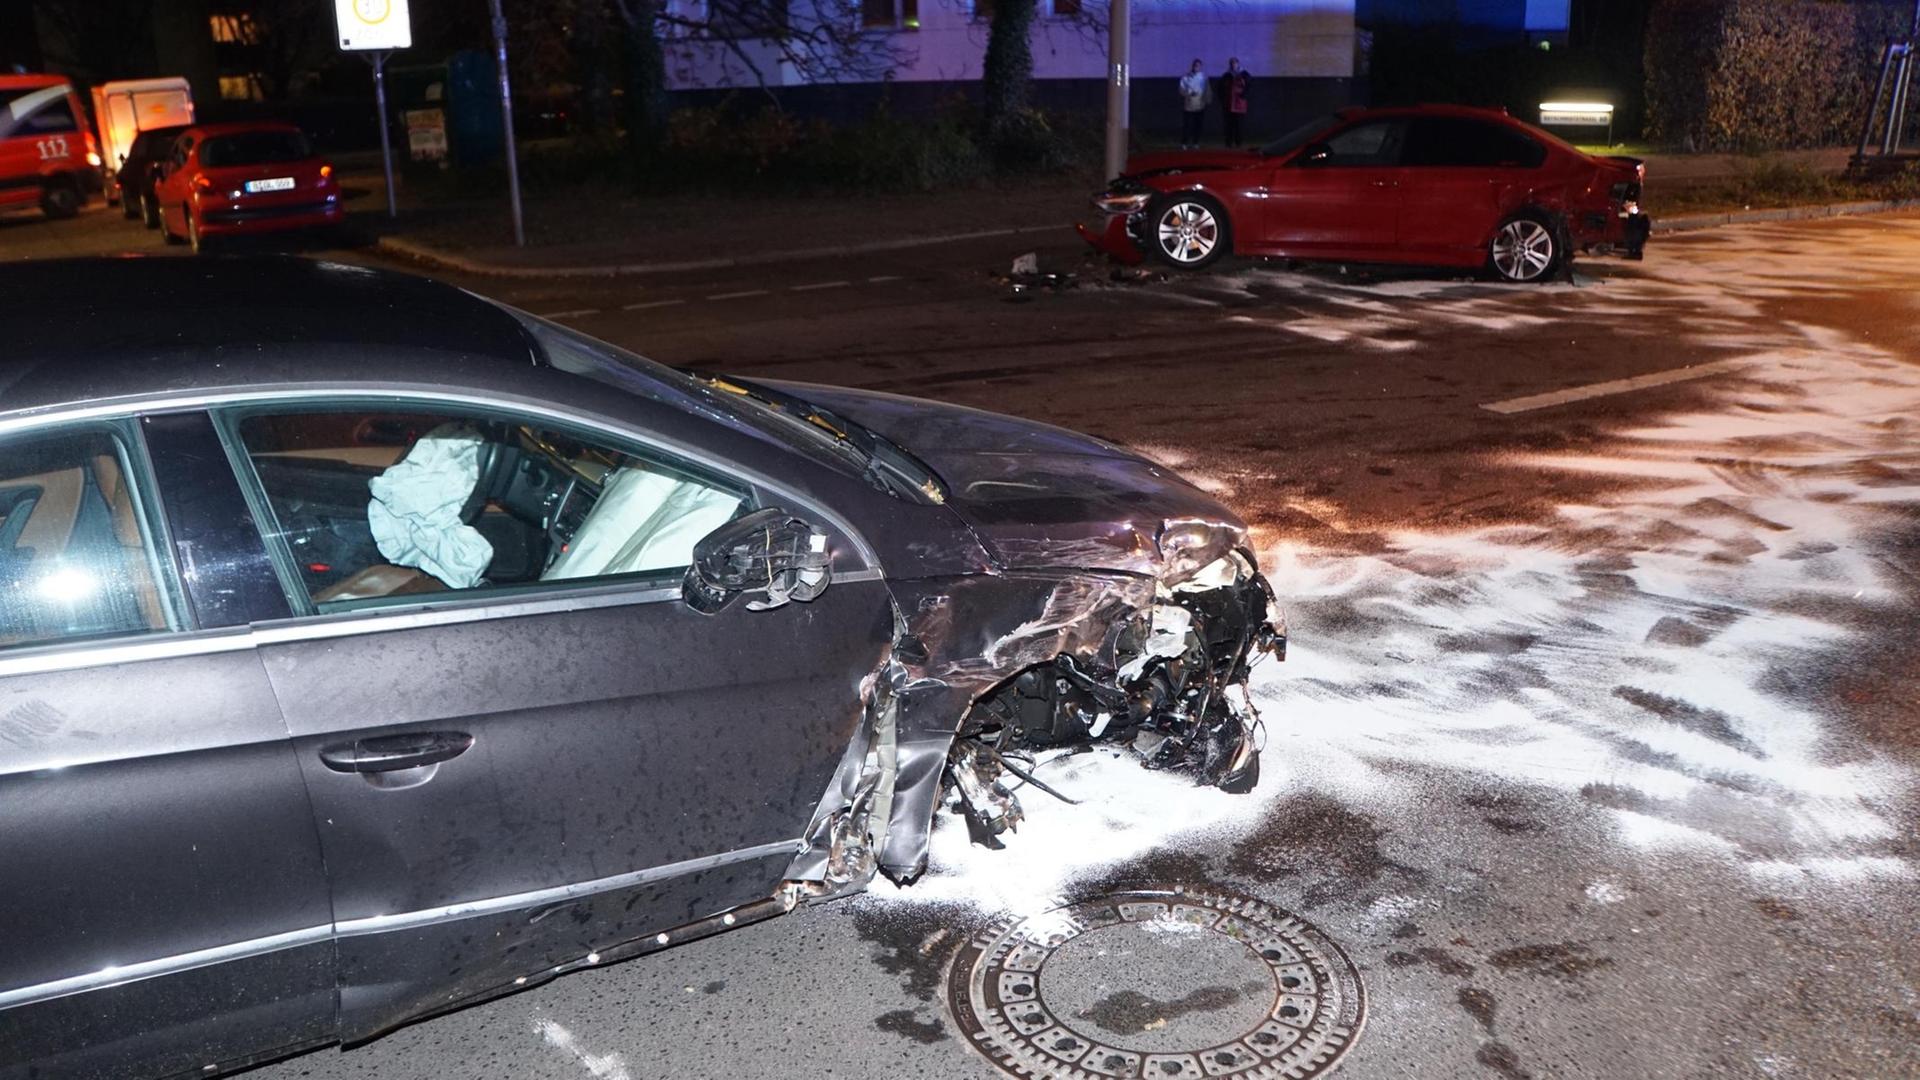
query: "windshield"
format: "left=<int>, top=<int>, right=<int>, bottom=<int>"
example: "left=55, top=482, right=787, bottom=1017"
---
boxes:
left=503, top=308, right=943, bottom=503
left=1259, top=113, right=1340, bottom=157
left=200, top=131, right=312, bottom=168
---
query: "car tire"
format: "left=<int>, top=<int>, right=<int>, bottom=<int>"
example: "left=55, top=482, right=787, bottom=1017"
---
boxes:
left=120, top=189, right=140, bottom=220
left=1486, top=211, right=1560, bottom=284
left=39, top=179, right=81, bottom=220
left=141, top=191, right=162, bottom=230
left=1145, top=193, right=1232, bottom=271
left=187, top=209, right=212, bottom=254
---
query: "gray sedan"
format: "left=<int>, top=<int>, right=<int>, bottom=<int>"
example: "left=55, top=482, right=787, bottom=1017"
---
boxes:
left=0, top=257, right=1282, bottom=1078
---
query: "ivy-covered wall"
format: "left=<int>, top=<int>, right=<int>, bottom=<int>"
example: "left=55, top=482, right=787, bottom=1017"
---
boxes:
left=1644, top=0, right=1910, bottom=150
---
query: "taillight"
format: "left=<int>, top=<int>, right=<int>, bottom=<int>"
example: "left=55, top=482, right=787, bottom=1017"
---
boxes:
left=193, top=175, right=211, bottom=190
left=319, top=164, right=333, bottom=180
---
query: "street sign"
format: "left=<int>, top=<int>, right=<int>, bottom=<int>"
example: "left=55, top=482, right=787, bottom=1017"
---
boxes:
left=334, top=0, right=412, bottom=51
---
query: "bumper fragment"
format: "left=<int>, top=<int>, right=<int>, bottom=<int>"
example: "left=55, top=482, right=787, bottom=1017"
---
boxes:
left=1077, top=216, right=1146, bottom=265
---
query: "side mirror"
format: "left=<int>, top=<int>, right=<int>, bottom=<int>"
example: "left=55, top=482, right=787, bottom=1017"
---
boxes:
left=1297, top=142, right=1333, bottom=166
left=682, top=507, right=832, bottom=615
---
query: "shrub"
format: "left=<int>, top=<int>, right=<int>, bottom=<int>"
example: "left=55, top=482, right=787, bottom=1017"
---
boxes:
left=1645, top=0, right=1912, bottom=151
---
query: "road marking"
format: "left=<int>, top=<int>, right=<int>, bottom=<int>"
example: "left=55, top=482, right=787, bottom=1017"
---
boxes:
left=1480, top=358, right=1755, bottom=414
left=623, top=298, right=686, bottom=310
left=791, top=280, right=851, bottom=292
left=537, top=308, right=599, bottom=319
left=707, top=289, right=771, bottom=301
left=867, top=275, right=902, bottom=283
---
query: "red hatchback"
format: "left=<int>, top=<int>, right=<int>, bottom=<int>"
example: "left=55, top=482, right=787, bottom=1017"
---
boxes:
left=1082, top=104, right=1649, bottom=282
left=154, top=121, right=342, bottom=252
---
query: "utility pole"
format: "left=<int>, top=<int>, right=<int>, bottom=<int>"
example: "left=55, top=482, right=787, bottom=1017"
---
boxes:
left=1103, top=0, right=1131, bottom=181
left=488, top=0, right=526, bottom=247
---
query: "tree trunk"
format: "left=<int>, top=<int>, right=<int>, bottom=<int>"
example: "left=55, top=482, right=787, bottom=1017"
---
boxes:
left=616, top=0, right=669, bottom=154
left=982, top=0, right=1037, bottom=131
left=572, top=0, right=617, bottom=134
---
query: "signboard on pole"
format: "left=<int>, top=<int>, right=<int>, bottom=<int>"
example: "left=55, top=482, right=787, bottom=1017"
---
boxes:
left=334, top=0, right=412, bottom=51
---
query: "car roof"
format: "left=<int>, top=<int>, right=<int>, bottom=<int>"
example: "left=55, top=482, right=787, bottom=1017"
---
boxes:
left=0, top=257, right=542, bottom=421
left=183, top=121, right=307, bottom=139
left=1348, top=103, right=1519, bottom=122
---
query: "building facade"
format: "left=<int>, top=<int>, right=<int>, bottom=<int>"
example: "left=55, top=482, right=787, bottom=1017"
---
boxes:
left=660, top=0, right=1360, bottom=138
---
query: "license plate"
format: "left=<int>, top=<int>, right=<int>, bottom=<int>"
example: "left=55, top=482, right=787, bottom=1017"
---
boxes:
left=244, top=177, right=295, bottom=193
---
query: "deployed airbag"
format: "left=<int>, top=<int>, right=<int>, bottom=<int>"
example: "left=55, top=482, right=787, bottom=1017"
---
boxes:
left=543, top=467, right=740, bottom=581
left=367, top=426, right=494, bottom=589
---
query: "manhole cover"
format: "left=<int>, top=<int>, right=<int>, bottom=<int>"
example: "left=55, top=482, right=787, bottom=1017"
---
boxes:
left=944, top=888, right=1364, bottom=1080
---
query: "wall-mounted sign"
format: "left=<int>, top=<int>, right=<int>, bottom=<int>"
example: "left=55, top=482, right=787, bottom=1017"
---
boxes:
left=335, top=0, right=411, bottom=51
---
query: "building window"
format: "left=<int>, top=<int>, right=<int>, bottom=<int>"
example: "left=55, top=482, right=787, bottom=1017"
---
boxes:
left=863, top=0, right=918, bottom=30
left=209, top=13, right=256, bottom=43
left=218, top=75, right=262, bottom=101
left=710, top=0, right=791, bottom=38
left=975, top=0, right=1078, bottom=20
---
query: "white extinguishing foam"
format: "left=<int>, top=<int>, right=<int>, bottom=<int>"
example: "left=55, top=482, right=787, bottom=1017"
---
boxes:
left=1249, top=331, right=1919, bottom=886
left=534, top=1017, right=634, bottom=1080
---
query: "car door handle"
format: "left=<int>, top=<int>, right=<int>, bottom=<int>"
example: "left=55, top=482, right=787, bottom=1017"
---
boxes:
left=319, top=732, right=474, bottom=773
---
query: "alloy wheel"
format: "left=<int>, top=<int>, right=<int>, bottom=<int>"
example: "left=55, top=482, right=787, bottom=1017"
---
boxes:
left=1157, top=202, right=1220, bottom=265
left=1491, top=218, right=1555, bottom=282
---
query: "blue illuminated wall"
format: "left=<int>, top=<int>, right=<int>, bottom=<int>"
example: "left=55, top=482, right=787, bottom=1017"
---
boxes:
left=1358, top=0, right=1568, bottom=43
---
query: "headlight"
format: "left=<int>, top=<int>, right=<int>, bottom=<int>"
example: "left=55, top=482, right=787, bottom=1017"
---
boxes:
left=1155, top=519, right=1240, bottom=585
left=1094, top=191, right=1152, bottom=215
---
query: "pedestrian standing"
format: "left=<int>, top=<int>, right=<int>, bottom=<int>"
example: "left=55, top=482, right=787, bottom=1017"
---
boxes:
left=1178, top=59, right=1211, bottom=149
left=1221, top=58, right=1251, bottom=148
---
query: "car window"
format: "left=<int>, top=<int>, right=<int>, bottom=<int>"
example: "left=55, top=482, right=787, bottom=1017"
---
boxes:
left=199, top=131, right=312, bottom=168
left=0, top=426, right=178, bottom=651
left=224, top=405, right=752, bottom=614
left=1313, top=120, right=1405, bottom=167
left=1404, top=117, right=1546, bottom=168
left=1259, top=112, right=1339, bottom=157
left=0, top=87, right=80, bottom=135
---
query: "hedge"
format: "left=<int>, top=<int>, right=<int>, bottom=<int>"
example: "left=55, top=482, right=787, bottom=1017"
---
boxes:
left=1645, top=0, right=1911, bottom=151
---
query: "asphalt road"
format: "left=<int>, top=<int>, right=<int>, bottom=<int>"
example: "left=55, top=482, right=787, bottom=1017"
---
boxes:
left=4, top=201, right=1917, bottom=1080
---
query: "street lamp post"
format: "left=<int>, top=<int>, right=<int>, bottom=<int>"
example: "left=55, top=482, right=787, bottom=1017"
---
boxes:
left=369, top=50, right=397, bottom=218
left=488, top=0, right=526, bottom=247
left=1103, top=0, right=1130, bottom=182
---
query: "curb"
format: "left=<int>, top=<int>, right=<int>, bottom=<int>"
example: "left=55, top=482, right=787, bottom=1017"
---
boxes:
left=1654, top=198, right=1920, bottom=233
left=375, top=223, right=1070, bottom=279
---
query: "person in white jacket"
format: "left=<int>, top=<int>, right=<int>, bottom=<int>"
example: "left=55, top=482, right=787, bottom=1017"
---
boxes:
left=1178, top=59, right=1212, bottom=149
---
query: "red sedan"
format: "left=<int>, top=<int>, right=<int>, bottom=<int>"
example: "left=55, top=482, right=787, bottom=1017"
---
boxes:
left=154, top=121, right=342, bottom=252
left=1081, top=104, right=1649, bottom=282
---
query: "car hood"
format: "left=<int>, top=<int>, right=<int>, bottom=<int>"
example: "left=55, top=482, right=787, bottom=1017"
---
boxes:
left=1123, top=149, right=1263, bottom=177
left=758, top=380, right=1249, bottom=582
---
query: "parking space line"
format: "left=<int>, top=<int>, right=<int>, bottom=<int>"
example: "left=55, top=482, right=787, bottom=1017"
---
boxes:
left=623, top=299, right=686, bottom=310
left=866, top=275, right=902, bottom=283
left=791, top=280, right=851, bottom=292
left=537, top=308, right=599, bottom=319
left=707, top=289, right=771, bottom=301
left=1480, top=358, right=1755, bottom=414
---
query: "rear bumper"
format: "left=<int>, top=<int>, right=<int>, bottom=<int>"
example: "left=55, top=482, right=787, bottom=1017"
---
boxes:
left=1573, top=205, right=1651, bottom=260
left=200, top=200, right=344, bottom=234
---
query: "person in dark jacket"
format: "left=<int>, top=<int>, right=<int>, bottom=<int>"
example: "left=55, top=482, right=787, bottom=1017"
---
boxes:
left=1220, top=58, right=1251, bottom=148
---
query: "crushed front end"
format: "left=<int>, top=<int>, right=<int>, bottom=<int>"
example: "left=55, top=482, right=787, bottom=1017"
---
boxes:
left=1075, top=180, right=1153, bottom=265
left=943, top=548, right=1284, bottom=847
